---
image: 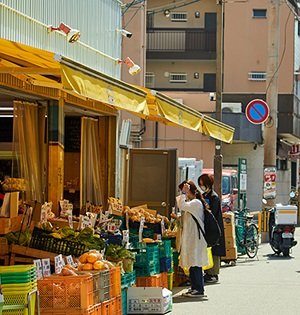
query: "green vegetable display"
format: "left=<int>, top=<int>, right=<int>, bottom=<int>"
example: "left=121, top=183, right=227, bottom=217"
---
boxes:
left=106, top=244, right=135, bottom=261
left=6, top=228, right=31, bottom=246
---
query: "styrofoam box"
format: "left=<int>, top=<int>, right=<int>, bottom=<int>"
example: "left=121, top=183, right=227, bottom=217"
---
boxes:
left=275, top=204, right=298, bottom=225
left=127, top=287, right=172, bottom=314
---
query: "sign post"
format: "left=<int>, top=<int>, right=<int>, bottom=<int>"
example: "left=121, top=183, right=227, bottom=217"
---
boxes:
left=238, top=158, right=247, bottom=210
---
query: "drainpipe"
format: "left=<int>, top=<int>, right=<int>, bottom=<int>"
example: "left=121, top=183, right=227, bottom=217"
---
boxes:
left=155, top=122, right=158, bottom=148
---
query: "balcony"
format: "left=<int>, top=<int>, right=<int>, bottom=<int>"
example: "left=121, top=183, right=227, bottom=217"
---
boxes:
left=211, top=112, right=262, bottom=143
left=146, top=28, right=216, bottom=60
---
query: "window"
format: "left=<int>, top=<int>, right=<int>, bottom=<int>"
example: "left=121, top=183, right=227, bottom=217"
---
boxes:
left=145, top=72, right=155, bottom=88
left=169, top=73, right=187, bottom=83
left=253, top=9, right=267, bottom=18
left=248, top=72, right=266, bottom=81
left=147, top=12, right=154, bottom=29
left=171, top=12, right=187, bottom=22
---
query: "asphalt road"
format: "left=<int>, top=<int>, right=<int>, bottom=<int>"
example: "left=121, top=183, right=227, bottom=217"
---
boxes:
left=170, top=228, right=300, bottom=315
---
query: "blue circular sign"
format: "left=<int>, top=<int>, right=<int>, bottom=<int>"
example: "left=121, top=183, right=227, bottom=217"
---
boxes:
left=246, top=99, right=269, bottom=124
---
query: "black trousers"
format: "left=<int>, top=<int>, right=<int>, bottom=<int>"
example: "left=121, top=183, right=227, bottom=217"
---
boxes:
left=189, top=266, right=204, bottom=293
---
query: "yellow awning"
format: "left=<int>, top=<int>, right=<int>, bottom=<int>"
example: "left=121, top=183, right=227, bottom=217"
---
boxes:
left=0, top=38, right=234, bottom=143
left=141, top=88, right=234, bottom=144
left=60, top=61, right=149, bottom=118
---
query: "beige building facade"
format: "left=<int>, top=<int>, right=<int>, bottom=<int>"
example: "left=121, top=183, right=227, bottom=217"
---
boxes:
left=121, top=0, right=300, bottom=210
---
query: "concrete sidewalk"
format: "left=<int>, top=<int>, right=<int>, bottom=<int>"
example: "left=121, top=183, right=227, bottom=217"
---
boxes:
left=170, top=228, right=300, bottom=315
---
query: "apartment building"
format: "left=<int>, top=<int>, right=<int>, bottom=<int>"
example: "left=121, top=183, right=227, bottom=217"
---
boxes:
left=121, top=0, right=300, bottom=209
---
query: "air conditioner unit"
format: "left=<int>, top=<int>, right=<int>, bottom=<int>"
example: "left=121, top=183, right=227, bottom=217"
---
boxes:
left=221, top=102, right=242, bottom=113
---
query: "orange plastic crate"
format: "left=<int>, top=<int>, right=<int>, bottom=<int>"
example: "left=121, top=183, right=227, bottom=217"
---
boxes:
left=136, top=274, right=161, bottom=287
left=114, top=296, right=122, bottom=315
left=38, top=274, right=94, bottom=310
left=160, top=272, right=168, bottom=289
left=101, top=298, right=115, bottom=315
left=40, top=304, right=99, bottom=315
left=109, top=267, right=121, bottom=298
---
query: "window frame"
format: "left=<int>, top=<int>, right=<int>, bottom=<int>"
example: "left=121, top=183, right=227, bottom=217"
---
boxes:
left=252, top=9, right=267, bottom=19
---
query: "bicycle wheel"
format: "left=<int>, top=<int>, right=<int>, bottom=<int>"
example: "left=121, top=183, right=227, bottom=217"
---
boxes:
left=245, top=224, right=259, bottom=258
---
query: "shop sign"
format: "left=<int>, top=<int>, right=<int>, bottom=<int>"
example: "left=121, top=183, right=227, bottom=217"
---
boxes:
left=263, top=167, right=277, bottom=199
left=288, top=144, right=300, bottom=159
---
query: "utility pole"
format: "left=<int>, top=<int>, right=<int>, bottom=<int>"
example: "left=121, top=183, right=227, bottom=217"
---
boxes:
left=264, top=0, right=280, bottom=208
left=214, top=0, right=224, bottom=200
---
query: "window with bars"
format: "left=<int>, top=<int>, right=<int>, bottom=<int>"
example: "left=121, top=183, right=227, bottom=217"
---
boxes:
left=171, top=12, right=187, bottom=22
left=169, top=73, right=187, bottom=83
left=248, top=72, right=266, bottom=81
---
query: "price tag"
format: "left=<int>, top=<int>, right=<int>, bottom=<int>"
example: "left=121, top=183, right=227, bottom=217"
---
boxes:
left=55, top=254, right=65, bottom=274
left=122, top=230, right=129, bottom=245
left=68, top=215, right=73, bottom=229
left=42, top=258, right=51, bottom=277
left=126, top=212, right=129, bottom=230
left=161, top=218, right=166, bottom=236
left=66, top=255, right=76, bottom=267
left=33, top=259, right=43, bottom=279
left=139, top=217, right=145, bottom=243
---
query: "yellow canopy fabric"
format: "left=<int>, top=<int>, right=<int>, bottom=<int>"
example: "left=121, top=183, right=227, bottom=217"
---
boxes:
left=142, top=88, right=234, bottom=144
left=0, top=38, right=234, bottom=143
left=61, top=64, right=149, bottom=118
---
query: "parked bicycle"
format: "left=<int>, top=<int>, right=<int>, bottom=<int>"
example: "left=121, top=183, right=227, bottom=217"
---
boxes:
left=234, top=208, right=259, bottom=258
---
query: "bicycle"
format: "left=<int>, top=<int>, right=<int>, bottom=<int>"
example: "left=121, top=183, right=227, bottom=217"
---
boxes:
left=234, top=208, right=259, bottom=258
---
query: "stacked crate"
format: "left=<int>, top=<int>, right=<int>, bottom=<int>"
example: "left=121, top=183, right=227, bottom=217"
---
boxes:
left=134, top=244, right=160, bottom=277
left=221, top=212, right=238, bottom=261
left=121, top=271, right=136, bottom=315
left=0, top=265, right=37, bottom=315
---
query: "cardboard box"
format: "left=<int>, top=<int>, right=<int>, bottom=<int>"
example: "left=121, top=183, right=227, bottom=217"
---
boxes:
left=0, top=192, right=19, bottom=218
left=127, top=287, right=172, bottom=314
left=223, top=212, right=235, bottom=226
left=224, top=224, right=236, bottom=238
left=0, top=215, right=22, bottom=235
left=221, top=246, right=237, bottom=261
left=225, top=236, right=236, bottom=249
left=275, top=204, right=298, bottom=225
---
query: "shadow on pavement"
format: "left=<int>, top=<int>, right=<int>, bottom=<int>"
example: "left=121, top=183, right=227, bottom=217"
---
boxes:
left=263, top=253, right=295, bottom=260
left=172, top=287, right=210, bottom=303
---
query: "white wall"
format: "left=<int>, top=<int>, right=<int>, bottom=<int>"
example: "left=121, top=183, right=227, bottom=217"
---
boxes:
left=0, top=0, right=122, bottom=77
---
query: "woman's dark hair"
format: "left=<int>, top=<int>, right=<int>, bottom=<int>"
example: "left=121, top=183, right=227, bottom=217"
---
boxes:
left=182, top=180, right=209, bottom=210
left=198, top=174, right=214, bottom=189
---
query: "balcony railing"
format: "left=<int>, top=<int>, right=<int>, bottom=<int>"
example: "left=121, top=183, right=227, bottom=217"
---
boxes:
left=147, top=28, right=216, bottom=53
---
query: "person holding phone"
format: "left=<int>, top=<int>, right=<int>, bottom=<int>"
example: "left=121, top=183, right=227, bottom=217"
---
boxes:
left=176, top=180, right=208, bottom=298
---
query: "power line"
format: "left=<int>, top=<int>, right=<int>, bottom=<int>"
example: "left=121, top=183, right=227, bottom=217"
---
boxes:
left=265, top=9, right=292, bottom=96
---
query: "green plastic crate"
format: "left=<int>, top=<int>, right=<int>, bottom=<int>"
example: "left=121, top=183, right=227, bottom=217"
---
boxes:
left=121, top=271, right=136, bottom=289
left=122, top=288, right=127, bottom=315
left=159, top=240, right=172, bottom=258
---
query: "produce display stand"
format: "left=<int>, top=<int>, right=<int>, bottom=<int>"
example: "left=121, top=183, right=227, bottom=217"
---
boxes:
left=9, top=245, right=61, bottom=265
left=0, top=237, right=9, bottom=265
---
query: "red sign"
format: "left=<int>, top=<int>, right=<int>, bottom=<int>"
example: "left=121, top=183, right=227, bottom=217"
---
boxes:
left=246, top=99, right=269, bottom=124
left=289, top=144, right=300, bottom=159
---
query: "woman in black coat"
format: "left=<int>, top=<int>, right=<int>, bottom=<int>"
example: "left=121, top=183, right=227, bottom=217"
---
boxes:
left=198, top=174, right=226, bottom=283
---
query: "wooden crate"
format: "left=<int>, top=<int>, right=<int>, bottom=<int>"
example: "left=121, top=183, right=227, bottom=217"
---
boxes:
left=10, top=244, right=61, bottom=265
left=0, top=237, right=9, bottom=265
left=0, top=215, right=22, bottom=235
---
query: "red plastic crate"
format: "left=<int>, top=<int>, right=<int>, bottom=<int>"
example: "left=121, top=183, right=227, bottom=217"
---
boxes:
left=110, top=267, right=121, bottom=298
left=38, top=274, right=94, bottom=310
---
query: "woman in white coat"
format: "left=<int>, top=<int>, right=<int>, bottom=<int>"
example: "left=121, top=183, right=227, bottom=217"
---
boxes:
left=177, top=180, right=208, bottom=298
